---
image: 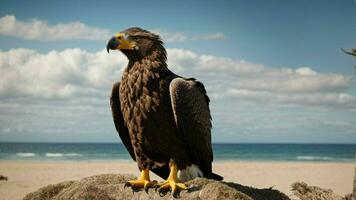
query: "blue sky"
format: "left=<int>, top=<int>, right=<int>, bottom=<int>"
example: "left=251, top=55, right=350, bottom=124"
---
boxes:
left=0, top=0, right=355, bottom=143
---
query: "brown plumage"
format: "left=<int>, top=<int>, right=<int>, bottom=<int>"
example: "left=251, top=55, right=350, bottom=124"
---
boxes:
left=108, top=27, right=222, bottom=182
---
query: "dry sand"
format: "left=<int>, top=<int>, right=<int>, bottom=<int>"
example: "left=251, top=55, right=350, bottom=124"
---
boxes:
left=0, top=160, right=353, bottom=200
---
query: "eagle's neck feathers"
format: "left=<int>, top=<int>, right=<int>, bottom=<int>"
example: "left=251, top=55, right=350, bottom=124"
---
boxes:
left=126, top=48, right=167, bottom=72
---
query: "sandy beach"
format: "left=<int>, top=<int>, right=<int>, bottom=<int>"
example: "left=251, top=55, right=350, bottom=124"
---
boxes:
left=0, top=160, right=353, bottom=200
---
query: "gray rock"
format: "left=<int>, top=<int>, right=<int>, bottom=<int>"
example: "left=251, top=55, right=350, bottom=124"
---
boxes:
left=291, top=182, right=344, bottom=200
left=23, top=174, right=290, bottom=200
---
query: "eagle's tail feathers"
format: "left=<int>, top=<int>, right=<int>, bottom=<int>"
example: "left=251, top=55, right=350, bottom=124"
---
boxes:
left=207, top=172, right=223, bottom=181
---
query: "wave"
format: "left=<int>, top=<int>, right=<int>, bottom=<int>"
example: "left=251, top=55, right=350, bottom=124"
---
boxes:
left=16, top=152, right=36, bottom=157
left=296, top=156, right=335, bottom=161
left=45, top=153, right=81, bottom=157
left=45, top=153, right=63, bottom=157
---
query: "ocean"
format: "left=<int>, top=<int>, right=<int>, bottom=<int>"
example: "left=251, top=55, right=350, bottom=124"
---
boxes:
left=0, top=143, right=355, bottom=162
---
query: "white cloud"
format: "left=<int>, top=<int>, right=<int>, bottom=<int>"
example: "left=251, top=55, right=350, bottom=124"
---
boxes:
left=195, top=32, right=226, bottom=40
left=0, top=15, right=111, bottom=41
left=227, top=89, right=356, bottom=109
left=0, top=48, right=126, bottom=99
left=232, top=67, right=350, bottom=93
left=295, top=67, right=317, bottom=76
left=219, top=64, right=354, bottom=110
left=167, top=48, right=264, bottom=74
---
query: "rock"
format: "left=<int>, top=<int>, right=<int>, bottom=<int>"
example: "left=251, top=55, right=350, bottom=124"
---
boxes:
left=23, top=181, right=75, bottom=200
left=23, top=174, right=290, bottom=200
left=0, top=174, right=8, bottom=181
left=291, top=182, right=344, bottom=200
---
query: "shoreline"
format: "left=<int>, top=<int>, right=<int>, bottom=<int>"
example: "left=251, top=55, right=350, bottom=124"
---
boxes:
left=0, top=160, right=354, bottom=200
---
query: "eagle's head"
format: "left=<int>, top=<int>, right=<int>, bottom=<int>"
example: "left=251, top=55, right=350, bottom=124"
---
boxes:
left=107, top=27, right=166, bottom=61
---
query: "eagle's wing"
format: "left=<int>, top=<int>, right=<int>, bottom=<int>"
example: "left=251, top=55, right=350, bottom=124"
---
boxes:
left=110, top=82, right=136, bottom=160
left=170, top=77, right=221, bottom=180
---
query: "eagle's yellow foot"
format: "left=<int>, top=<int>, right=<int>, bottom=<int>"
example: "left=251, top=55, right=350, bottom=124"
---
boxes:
left=157, top=161, right=188, bottom=198
left=124, top=169, right=157, bottom=193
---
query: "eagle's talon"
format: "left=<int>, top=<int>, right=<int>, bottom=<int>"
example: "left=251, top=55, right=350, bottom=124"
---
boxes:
left=144, top=180, right=157, bottom=193
left=156, top=161, right=188, bottom=198
left=123, top=169, right=157, bottom=193
left=132, top=186, right=141, bottom=193
left=159, top=191, right=165, bottom=197
left=158, top=187, right=169, bottom=197
left=172, top=190, right=180, bottom=198
left=124, top=182, right=131, bottom=189
left=157, top=181, right=185, bottom=198
left=186, top=186, right=193, bottom=193
left=144, top=185, right=149, bottom=193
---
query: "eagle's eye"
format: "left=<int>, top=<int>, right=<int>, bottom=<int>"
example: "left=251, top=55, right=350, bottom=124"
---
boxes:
left=117, top=36, right=122, bottom=40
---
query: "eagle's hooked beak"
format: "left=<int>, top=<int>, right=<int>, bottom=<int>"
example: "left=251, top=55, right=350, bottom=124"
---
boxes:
left=107, top=37, right=119, bottom=53
left=106, top=33, right=137, bottom=53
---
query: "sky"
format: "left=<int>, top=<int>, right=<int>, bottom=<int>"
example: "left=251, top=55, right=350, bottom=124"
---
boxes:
left=0, top=0, right=355, bottom=143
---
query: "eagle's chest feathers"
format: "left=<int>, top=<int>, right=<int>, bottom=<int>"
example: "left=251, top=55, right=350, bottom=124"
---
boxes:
left=119, top=58, right=162, bottom=137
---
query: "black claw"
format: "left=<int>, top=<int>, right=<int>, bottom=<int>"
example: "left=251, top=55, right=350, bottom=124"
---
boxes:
left=133, top=187, right=141, bottom=193
left=124, top=182, right=131, bottom=189
left=187, top=186, right=192, bottom=193
left=144, top=186, right=149, bottom=194
left=158, top=187, right=169, bottom=197
left=172, top=190, right=180, bottom=199
left=159, top=190, right=165, bottom=197
left=157, top=187, right=162, bottom=194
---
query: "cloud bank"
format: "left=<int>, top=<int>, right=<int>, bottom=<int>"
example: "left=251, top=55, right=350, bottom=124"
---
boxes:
left=0, top=48, right=354, bottom=111
left=1, top=47, right=355, bottom=142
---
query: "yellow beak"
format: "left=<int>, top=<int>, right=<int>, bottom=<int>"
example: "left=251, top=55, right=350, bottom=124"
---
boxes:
left=106, top=33, right=137, bottom=53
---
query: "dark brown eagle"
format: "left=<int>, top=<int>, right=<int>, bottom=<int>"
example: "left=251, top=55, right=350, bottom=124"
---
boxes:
left=107, top=27, right=222, bottom=197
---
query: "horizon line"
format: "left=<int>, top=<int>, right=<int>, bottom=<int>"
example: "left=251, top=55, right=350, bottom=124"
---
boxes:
left=1, top=141, right=355, bottom=145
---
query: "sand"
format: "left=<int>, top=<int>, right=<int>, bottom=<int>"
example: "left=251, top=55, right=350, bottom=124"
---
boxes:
left=0, top=160, right=353, bottom=200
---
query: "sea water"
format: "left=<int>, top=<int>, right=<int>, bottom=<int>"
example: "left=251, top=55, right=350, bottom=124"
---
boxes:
left=0, top=142, right=355, bottom=162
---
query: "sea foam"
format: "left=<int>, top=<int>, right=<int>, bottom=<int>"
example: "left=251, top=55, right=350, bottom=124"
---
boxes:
left=296, top=156, right=334, bottom=161
left=45, top=153, right=63, bottom=157
left=16, top=152, right=36, bottom=157
left=45, top=153, right=81, bottom=157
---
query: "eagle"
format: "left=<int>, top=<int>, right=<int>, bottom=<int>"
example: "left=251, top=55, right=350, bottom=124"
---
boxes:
left=107, top=27, right=222, bottom=197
